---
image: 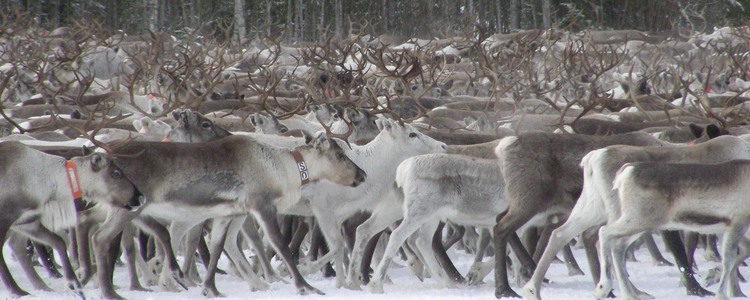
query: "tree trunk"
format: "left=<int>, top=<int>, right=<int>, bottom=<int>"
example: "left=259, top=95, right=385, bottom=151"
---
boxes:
left=234, top=0, right=246, bottom=45
left=334, top=0, right=343, bottom=39
left=145, top=0, right=159, bottom=32
left=542, top=0, right=551, bottom=28
left=266, top=0, right=272, bottom=37
left=382, top=0, right=387, bottom=33
left=510, top=0, right=519, bottom=30
left=286, top=0, right=293, bottom=40
left=295, top=0, right=304, bottom=41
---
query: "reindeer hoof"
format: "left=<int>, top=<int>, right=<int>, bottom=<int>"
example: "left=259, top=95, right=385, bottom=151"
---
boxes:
left=297, top=283, right=324, bottom=295
left=705, top=268, right=721, bottom=287
left=343, top=278, right=363, bottom=290
left=594, top=282, right=613, bottom=299
left=102, top=291, right=126, bottom=300
left=368, top=281, right=385, bottom=294
left=522, top=283, right=541, bottom=300
left=130, top=285, right=152, bottom=292
left=688, top=284, right=715, bottom=297
left=495, top=287, right=521, bottom=298
left=567, top=266, right=585, bottom=276
left=201, top=287, right=223, bottom=298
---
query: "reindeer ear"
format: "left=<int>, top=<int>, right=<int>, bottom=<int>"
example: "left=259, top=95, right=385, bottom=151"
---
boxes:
left=81, top=145, right=93, bottom=156
left=301, top=130, right=314, bottom=144
left=171, top=109, right=182, bottom=121
left=132, top=119, right=144, bottom=132
left=311, top=133, right=330, bottom=150
left=249, top=114, right=262, bottom=126
left=688, top=123, right=705, bottom=138
left=443, top=79, right=454, bottom=90
left=375, top=119, right=385, bottom=131
left=90, top=153, right=108, bottom=171
left=705, top=124, right=724, bottom=139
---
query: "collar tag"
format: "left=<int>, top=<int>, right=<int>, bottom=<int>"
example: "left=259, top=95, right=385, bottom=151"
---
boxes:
left=291, top=151, right=310, bottom=185
left=65, top=160, right=83, bottom=201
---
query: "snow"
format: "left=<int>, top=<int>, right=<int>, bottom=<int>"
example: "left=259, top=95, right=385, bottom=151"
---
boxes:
left=1, top=235, right=745, bottom=300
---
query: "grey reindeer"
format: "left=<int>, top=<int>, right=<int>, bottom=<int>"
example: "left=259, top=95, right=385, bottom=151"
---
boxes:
left=0, top=142, right=144, bottom=299
left=90, top=132, right=366, bottom=299
left=524, top=134, right=748, bottom=300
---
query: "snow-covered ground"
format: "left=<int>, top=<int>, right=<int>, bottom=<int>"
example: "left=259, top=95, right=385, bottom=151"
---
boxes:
left=2, top=237, right=744, bottom=300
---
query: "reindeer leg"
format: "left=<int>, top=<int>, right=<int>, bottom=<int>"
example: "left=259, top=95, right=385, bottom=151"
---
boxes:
left=121, top=225, right=149, bottom=291
left=91, top=209, right=132, bottom=300
left=715, top=219, right=750, bottom=300
left=442, top=223, right=465, bottom=251
left=684, top=232, right=699, bottom=269
left=253, top=209, right=323, bottom=295
left=523, top=217, right=600, bottom=300
left=8, top=233, right=51, bottom=291
left=662, top=230, right=713, bottom=297
left=133, top=216, right=188, bottom=292
left=642, top=232, right=672, bottom=266
left=0, top=219, right=31, bottom=298
left=33, top=242, right=63, bottom=279
left=240, top=217, right=281, bottom=283
left=419, top=220, right=456, bottom=288
left=222, top=216, right=268, bottom=291
left=288, top=217, right=309, bottom=264
left=76, top=220, right=94, bottom=286
left=432, top=222, right=465, bottom=283
left=13, top=220, right=85, bottom=299
left=198, top=234, right=226, bottom=274
left=200, top=217, right=232, bottom=297
left=467, top=228, right=492, bottom=285
left=562, top=244, right=585, bottom=276
left=68, top=229, right=79, bottom=270
left=299, top=210, right=346, bottom=288
left=369, top=210, right=436, bottom=293
left=346, top=204, right=401, bottom=290
left=359, top=231, right=384, bottom=285
left=494, top=209, right=537, bottom=298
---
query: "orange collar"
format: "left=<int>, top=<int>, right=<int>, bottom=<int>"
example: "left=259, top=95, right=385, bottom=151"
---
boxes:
left=65, top=160, right=83, bottom=201
left=291, top=150, right=310, bottom=186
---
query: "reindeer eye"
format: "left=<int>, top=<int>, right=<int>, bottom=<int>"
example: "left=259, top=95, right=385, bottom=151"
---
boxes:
left=336, top=153, right=346, bottom=160
left=409, top=132, right=418, bottom=138
left=411, top=85, right=418, bottom=91
left=201, top=121, right=211, bottom=128
left=112, top=170, right=123, bottom=179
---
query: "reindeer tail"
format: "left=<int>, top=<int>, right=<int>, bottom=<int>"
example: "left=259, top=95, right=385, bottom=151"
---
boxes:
left=612, top=163, right=635, bottom=192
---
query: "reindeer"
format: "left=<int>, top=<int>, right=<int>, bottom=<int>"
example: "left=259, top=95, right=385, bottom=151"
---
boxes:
left=492, top=131, right=671, bottom=298
left=292, top=119, right=446, bottom=288
left=95, top=133, right=366, bottom=298
left=0, top=142, right=145, bottom=298
left=368, top=153, right=506, bottom=293
left=596, top=160, right=750, bottom=300
left=523, top=133, right=742, bottom=300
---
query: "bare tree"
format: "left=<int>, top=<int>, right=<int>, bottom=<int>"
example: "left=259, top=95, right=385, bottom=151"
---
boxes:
left=234, top=0, right=246, bottom=45
left=542, top=0, right=551, bottom=28
left=145, top=0, right=159, bottom=31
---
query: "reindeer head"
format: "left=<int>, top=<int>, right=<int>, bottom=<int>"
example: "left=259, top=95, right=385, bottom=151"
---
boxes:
left=295, top=133, right=366, bottom=187
left=375, top=118, right=446, bottom=155
left=165, top=109, right=232, bottom=142
left=71, top=150, right=145, bottom=212
left=249, top=112, right=287, bottom=134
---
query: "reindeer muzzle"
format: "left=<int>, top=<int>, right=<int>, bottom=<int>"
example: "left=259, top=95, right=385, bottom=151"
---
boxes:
left=125, top=188, right=147, bottom=212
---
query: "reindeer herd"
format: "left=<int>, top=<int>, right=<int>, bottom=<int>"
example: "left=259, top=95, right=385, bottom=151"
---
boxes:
left=5, top=14, right=750, bottom=299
